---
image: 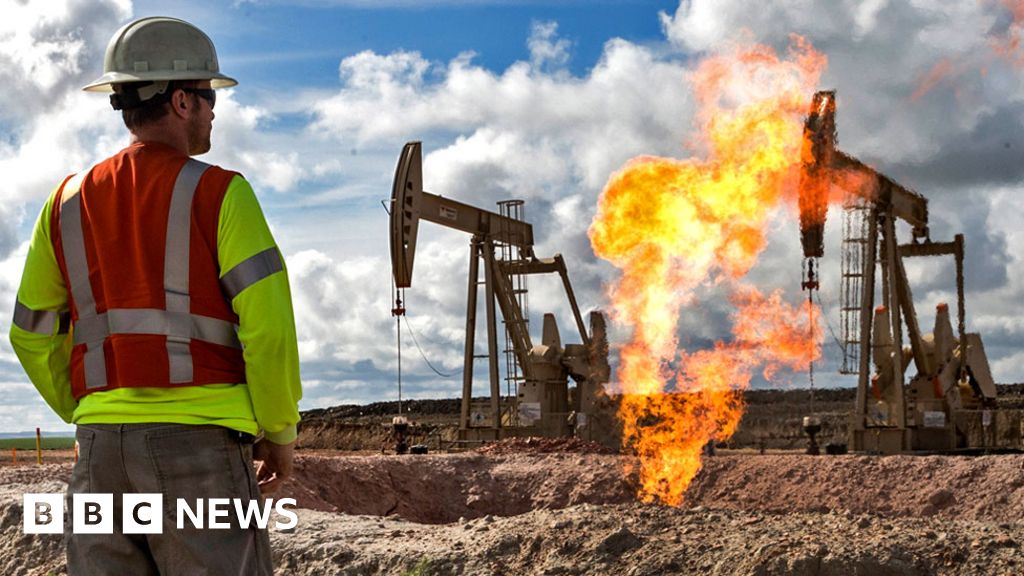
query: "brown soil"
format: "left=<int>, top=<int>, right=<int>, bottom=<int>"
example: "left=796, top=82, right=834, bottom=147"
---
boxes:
left=3, top=444, right=1024, bottom=575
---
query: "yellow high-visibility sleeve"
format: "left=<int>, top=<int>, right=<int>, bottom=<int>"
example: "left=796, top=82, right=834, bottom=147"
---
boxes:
left=215, top=175, right=303, bottom=444
left=9, top=188, right=76, bottom=422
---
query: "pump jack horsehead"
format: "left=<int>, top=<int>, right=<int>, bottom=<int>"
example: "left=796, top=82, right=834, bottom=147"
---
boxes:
left=798, top=90, right=1012, bottom=453
left=389, top=142, right=613, bottom=446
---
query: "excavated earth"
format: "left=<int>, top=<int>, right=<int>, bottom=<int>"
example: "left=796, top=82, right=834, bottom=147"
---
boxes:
left=3, top=439, right=1024, bottom=575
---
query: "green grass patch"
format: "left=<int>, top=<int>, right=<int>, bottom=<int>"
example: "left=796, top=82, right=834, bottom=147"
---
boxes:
left=0, top=437, right=75, bottom=450
left=402, top=558, right=434, bottom=576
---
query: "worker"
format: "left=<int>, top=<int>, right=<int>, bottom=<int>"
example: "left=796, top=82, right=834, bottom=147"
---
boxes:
left=9, top=16, right=302, bottom=575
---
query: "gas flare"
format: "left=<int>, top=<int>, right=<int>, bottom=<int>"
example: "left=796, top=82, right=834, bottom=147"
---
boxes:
left=589, top=36, right=826, bottom=506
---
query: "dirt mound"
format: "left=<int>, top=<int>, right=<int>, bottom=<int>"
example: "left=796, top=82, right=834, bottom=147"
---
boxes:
left=475, top=436, right=619, bottom=456
left=687, top=453, right=1024, bottom=522
left=5, top=451, right=1024, bottom=575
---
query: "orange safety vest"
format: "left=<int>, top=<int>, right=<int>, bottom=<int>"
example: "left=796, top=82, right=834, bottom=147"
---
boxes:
left=50, top=143, right=265, bottom=399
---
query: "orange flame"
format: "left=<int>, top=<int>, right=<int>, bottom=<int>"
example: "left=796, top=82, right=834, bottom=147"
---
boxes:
left=589, top=36, right=825, bottom=506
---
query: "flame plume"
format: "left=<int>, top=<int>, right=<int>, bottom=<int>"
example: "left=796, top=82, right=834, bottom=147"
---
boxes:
left=589, top=37, right=826, bottom=506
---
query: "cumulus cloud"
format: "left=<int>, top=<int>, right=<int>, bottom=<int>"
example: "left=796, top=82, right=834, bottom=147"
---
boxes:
left=527, top=21, right=572, bottom=72
left=0, top=1, right=132, bottom=260
left=286, top=245, right=472, bottom=404
left=309, top=35, right=691, bottom=173
left=0, top=0, right=130, bottom=119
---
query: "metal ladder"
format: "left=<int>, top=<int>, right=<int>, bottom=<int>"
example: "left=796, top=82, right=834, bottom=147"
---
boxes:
left=839, top=193, right=871, bottom=374
left=496, top=200, right=529, bottom=425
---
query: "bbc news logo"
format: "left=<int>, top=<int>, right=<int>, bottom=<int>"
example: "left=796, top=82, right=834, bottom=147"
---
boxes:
left=24, top=494, right=298, bottom=534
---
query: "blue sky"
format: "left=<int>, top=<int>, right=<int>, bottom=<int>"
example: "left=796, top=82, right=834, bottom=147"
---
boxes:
left=2, top=0, right=1023, bottom=434
left=219, top=1, right=677, bottom=82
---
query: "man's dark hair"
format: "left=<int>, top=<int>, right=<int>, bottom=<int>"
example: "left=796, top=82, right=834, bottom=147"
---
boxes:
left=116, top=81, right=187, bottom=131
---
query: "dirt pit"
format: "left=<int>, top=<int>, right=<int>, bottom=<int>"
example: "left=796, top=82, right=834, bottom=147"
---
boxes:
left=290, top=438, right=627, bottom=524
left=3, top=443, right=1024, bottom=575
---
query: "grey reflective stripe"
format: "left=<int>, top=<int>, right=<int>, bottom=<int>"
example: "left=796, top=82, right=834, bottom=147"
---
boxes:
left=165, top=160, right=208, bottom=301
left=192, top=315, right=239, bottom=346
left=12, top=300, right=69, bottom=335
left=221, top=247, right=283, bottom=299
left=60, top=182, right=108, bottom=390
left=72, top=314, right=108, bottom=344
left=165, top=159, right=210, bottom=383
left=72, top=309, right=240, bottom=349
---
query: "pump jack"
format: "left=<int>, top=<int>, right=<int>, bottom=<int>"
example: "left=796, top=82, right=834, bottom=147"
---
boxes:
left=389, top=142, right=611, bottom=444
left=799, top=91, right=1017, bottom=453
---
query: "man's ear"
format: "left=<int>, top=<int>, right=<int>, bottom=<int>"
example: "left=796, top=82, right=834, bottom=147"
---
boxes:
left=170, top=89, right=190, bottom=119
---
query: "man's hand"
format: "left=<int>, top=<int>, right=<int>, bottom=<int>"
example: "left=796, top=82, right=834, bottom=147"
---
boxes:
left=253, top=439, right=295, bottom=495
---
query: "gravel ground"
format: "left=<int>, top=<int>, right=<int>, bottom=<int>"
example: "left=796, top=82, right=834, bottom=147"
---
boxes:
left=3, top=447, right=1024, bottom=575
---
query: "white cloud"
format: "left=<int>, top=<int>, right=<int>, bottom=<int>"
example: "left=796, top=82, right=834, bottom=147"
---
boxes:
left=0, top=390, right=74, bottom=434
left=310, top=37, right=691, bottom=174
left=527, top=21, right=571, bottom=72
left=0, top=0, right=130, bottom=119
left=288, top=250, right=396, bottom=365
left=0, top=0, right=133, bottom=258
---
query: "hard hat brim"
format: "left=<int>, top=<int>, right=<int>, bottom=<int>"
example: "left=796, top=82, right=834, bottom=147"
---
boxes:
left=82, top=71, right=238, bottom=92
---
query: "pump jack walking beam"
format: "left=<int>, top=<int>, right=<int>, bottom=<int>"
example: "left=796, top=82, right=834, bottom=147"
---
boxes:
left=390, top=142, right=534, bottom=289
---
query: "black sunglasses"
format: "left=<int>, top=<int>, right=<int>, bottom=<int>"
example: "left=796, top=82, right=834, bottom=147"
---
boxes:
left=181, top=88, right=216, bottom=110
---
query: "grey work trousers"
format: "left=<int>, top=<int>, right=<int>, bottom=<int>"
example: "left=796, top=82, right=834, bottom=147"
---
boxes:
left=66, top=423, right=273, bottom=576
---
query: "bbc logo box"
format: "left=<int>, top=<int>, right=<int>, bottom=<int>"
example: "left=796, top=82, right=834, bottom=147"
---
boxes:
left=24, top=493, right=163, bottom=534
left=23, top=494, right=63, bottom=534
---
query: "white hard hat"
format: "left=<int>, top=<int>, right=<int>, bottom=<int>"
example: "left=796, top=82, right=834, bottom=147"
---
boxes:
left=83, top=16, right=237, bottom=93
